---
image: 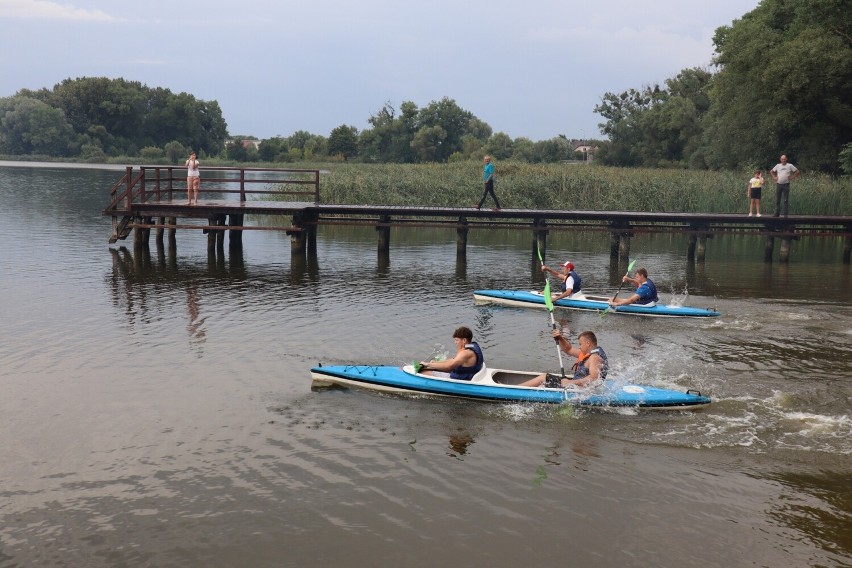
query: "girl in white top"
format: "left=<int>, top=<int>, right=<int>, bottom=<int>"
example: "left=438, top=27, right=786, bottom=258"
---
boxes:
left=185, top=152, right=200, bottom=205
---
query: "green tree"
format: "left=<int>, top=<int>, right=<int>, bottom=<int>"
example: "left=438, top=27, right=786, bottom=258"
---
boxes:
left=484, top=132, right=514, bottom=160
left=0, top=95, right=75, bottom=155
left=511, top=137, right=535, bottom=162
left=701, top=0, right=852, bottom=172
left=25, top=77, right=228, bottom=158
left=258, top=137, right=285, bottom=162
left=164, top=140, right=186, bottom=163
left=328, top=125, right=359, bottom=159
left=414, top=97, right=474, bottom=162
left=410, top=125, right=447, bottom=162
left=225, top=140, right=249, bottom=161
left=532, top=137, right=573, bottom=163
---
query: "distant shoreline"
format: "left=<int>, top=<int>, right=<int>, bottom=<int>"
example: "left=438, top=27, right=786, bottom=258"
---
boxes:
left=0, top=160, right=127, bottom=171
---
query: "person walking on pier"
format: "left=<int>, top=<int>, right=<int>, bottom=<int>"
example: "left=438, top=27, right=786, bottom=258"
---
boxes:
left=608, top=267, right=659, bottom=307
left=747, top=169, right=763, bottom=217
left=770, top=154, right=800, bottom=217
left=476, top=155, right=501, bottom=210
left=185, top=151, right=200, bottom=205
left=542, top=260, right=582, bottom=301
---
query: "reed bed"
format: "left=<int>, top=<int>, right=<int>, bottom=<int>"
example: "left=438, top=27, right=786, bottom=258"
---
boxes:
left=313, top=161, right=849, bottom=215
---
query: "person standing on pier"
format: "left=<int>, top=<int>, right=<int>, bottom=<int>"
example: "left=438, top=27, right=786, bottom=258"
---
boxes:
left=747, top=169, right=763, bottom=217
left=476, top=155, right=501, bottom=210
left=185, top=151, right=200, bottom=205
left=770, top=154, right=800, bottom=217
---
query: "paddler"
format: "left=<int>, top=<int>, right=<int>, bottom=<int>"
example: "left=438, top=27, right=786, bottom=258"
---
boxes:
left=541, top=260, right=582, bottom=301
left=520, top=329, right=608, bottom=388
left=418, top=326, right=484, bottom=381
left=608, top=267, right=659, bottom=307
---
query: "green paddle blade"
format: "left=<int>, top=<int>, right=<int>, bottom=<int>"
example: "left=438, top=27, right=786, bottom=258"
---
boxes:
left=626, top=259, right=637, bottom=273
left=543, top=278, right=554, bottom=311
left=413, top=361, right=422, bottom=373
left=536, top=241, right=544, bottom=263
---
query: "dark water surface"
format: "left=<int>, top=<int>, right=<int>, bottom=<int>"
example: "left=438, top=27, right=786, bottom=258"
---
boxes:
left=1, top=163, right=850, bottom=567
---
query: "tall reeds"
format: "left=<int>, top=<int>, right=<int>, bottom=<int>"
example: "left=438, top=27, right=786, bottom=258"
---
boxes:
left=312, top=162, right=850, bottom=215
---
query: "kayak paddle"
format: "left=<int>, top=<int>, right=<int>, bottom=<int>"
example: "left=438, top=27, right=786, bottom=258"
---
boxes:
left=600, top=258, right=637, bottom=317
left=537, top=242, right=565, bottom=379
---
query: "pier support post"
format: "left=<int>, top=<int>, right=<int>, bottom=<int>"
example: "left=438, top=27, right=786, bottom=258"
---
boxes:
left=844, top=235, right=851, bottom=264
left=610, top=232, right=620, bottom=262
left=687, top=235, right=697, bottom=261
left=457, top=216, right=468, bottom=259
left=156, top=216, right=165, bottom=246
left=167, top=216, right=176, bottom=248
left=306, top=215, right=318, bottom=256
left=133, top=217, right=151, bottom=248
left=619, top=233, right=631, bottom=263
left=779, top=237, right=792, bottom=263
left=289, top=217, right=306, bottom=255
left=533, top=218, right=547, bottom=262
left=377, top=215, right=391, bottom=256
left=207, top=215, right=225, bottom=253
left=609, top=221, right=631, bottom=263
left=229, top=214, right=243, bottom=248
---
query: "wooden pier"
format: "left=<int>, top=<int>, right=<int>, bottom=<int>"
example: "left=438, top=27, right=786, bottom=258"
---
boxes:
left=103, top=166, right=852, bottom=264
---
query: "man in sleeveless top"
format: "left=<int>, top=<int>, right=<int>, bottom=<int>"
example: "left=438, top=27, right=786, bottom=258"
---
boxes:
left=418, top=326, right=484, bottom=380
left=520, top=330, right=608, bottom=388
left=541, top=260, right=582, bottom=301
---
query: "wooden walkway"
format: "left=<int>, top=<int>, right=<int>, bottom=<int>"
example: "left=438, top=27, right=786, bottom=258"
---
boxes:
left=103, top=166, right=852, bottom=263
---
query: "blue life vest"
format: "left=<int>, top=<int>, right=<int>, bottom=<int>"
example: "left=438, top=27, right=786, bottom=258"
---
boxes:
left=450, top=342, right=484, bottom=380
left=572, top=347, right=608, bottom=380
left=561, top=270, right=582, bottom=294
left=636, top=279, right=659, bottom=304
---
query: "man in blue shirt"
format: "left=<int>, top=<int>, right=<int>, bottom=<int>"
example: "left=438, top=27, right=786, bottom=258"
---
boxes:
left=608, top=267, right=659, bottom=307
left=476, top=155, right=501, bottom=210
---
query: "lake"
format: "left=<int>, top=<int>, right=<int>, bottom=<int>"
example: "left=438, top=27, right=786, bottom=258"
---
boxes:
left=0, top=162, right=850, bottom=567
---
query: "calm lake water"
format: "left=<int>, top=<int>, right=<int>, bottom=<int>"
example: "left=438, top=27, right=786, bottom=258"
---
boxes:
left=1, top=162, right=850, bottom=568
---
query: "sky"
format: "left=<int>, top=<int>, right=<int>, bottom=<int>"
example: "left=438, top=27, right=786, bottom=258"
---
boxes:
left=0, top=0, right=762, bottom=142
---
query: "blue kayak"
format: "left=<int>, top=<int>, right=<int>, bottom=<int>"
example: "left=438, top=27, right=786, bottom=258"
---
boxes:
left=310, top=364, right=711, bottom=409
left=473, top=289, right=720, bottom=318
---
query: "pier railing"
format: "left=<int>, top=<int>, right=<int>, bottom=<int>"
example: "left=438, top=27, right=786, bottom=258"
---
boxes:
left=104, top=165, right=320, bottom=214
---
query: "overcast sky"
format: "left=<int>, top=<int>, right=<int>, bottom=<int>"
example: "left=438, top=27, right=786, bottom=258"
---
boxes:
left=0, top=0, right=760, bottom=141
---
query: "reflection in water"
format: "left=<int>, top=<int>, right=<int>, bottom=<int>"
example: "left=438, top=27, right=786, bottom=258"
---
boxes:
left=185, top=283, right=207, bottom=353
left=377, top=250, right=390, bottom=278
left=454, top=257, right=467, bottom=281
left=107, top=242, right=320, bottom=331
left=447, top=430, right=475, bottom=458
left=766, top=471, right=852, bottom=563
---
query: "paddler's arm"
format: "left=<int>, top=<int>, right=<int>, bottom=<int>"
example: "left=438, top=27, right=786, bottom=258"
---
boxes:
left=609, top=293, right=640, bottom=307
left=552, top=329, right=580, bottom=357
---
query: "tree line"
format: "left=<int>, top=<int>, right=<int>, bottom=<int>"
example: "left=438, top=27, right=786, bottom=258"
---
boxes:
left=0, top=78, right=590, bottom=165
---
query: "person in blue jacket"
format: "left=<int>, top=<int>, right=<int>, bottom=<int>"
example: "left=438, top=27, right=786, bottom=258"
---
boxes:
left=476, top=155, right=500, bottom=210
left=609, top=267, right=659, bottom=307
left=419, top=326, right=484, bottom=380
